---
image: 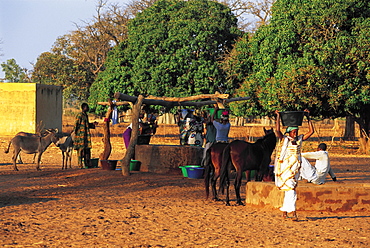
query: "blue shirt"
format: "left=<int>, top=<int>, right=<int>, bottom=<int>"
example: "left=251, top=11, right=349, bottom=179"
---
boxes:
left=213, top=120, right=230, bottom=142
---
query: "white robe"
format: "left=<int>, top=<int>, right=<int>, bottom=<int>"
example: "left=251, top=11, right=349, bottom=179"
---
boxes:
left=301, top=150, right=336, bottom=184
left=275, top=135, right=303, bottom=212
left=299, top=157, right=318, bottom=182
left=275, top=135, right=303, bottom=191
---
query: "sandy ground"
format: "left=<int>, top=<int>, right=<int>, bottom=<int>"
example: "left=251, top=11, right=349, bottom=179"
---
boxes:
left=0, top=122, right=369, bottom=247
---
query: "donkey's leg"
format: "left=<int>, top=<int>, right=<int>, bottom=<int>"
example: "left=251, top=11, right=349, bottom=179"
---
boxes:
left=212, top=167, right=222, bottom=201
left=17, top=153, right=23, bottom=164
left=36, top=153, right=42, bottom=171
left=211, top=175, right=220, bottom=201
left=61, top=152, right=65, bottom=170
left=12, top=149, right=20, bottom=171
left=234, top=171, right=244, bottom=205
left=225, top=175, right=231, bottom=206
left=68, top=150, right=73, bottom=169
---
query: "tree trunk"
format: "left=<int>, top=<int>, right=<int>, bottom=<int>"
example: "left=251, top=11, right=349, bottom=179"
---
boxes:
left=121, top=95, right=145, bottom=176
left=358, top=126, right=369, bottom=154
left=343, top=116, right=355, bottom=141
left=358, top=136, right=368, bottom=154
left=356, top=111, right=370, bottom=155
left=99, top=99, right=115, bottom=162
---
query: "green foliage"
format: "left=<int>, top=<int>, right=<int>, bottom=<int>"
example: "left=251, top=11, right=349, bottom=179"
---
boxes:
left=32, top=51, right=94, bottom=105
left=89, top=0, right=241, bottom=113
left=0, top=59, right=27, bottom=82
left=226, top=0, right=370, bottom=126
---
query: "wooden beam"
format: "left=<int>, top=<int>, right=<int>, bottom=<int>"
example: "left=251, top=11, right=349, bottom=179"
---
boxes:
left=145, top=93, right=229, bottom=101
left=113, top=92, right=249, bottom=108
left=98, top=101, right=130, bottom=106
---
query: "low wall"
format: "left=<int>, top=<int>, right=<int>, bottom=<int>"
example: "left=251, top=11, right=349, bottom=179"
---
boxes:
left=135, top=144, right=204, bottom=174
left=246, top=181, right=370, bottom=211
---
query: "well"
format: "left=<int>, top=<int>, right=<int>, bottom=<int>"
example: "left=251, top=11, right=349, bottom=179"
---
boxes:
left=135, top=144, right=204, bottom=174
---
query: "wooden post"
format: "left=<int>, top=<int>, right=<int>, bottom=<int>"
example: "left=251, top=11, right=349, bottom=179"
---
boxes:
left=121, top=95, right=145, bottom=176
left=99, top=99, right=115, bottom=162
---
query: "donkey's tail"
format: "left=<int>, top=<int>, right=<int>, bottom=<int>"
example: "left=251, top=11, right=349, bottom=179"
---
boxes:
left=4, top=140, right=11, bottom=154
left=219, top=144, right=231, bottom=194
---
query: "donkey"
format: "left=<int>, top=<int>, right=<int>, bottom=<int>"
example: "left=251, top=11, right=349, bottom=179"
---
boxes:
left=219, top=128, right=276, bottom=206
left=5, top=129, right=59, bottom=171
left=56, top=132, right=74, bottom=170
left=14, top=131, right=46, bottom=164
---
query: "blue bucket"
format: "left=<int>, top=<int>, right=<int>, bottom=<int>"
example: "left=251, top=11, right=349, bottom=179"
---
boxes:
left=179, top=165, right=201, bottom=177
left=187, top=167, right=204, bottom=179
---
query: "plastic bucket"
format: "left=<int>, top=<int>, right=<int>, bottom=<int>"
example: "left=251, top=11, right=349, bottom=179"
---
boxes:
left=280, top=111, right=305, bottom=126
left=100, top=160, right=118, bottom=170
left=187, top=167, right=205, bottom=179
left=130, top=160, right=141, bottom=171
left=243, top=170, right=256, bottom=179
left=179, top=165, right=201, bottom=177
left=90, top=158, right=99, bottom=168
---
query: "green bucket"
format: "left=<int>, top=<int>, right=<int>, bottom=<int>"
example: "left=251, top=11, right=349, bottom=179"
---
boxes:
left=130, top=160, right=141, bottom=171
left=90, top=158, right=99, bottom=168
left=179, top=165, right=201, bottom=177
left=208, top=108, right=229, bottom=119
left=243, top=170, right=257, bottom=180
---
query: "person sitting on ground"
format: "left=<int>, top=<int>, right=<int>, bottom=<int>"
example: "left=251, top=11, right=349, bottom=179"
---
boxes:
left=301, top=143, right=337, bottom=185
left=211, top=106, right=230, bottom=143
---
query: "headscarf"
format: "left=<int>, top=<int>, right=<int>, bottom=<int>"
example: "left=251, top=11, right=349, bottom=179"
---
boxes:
left=285, top=126, right=298, bottom=133
left=221, top=110, right=229, bottom=121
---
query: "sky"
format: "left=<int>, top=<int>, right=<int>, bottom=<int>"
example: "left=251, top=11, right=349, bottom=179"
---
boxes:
left=0, top=0, right=114, bottom=79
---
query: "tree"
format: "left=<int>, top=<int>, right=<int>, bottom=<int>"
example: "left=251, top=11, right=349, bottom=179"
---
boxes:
left=226, top=0, right=370, bottom=153
left=1, top=59, right=28, bottom=82
left=219, top=0, right=275, bottom=31
left=32, top=51, right=94, bottom=104
left=89, top=0, right=241, bottom=113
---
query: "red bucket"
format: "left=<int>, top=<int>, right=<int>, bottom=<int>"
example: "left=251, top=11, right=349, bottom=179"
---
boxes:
left=100, top=160, right=118, bottom=170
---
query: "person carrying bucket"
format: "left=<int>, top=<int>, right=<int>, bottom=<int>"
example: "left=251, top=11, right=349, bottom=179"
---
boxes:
left=274, top=109, right=314, bottom=221
left=210, top=106, right=230, bottom=143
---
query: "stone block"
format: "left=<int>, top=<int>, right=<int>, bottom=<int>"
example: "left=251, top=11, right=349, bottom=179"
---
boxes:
left=246, top=181, right=370, bottom=211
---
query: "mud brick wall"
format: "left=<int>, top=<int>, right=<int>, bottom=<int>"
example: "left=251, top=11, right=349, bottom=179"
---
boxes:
left=0, top=83, right=62, bottom=135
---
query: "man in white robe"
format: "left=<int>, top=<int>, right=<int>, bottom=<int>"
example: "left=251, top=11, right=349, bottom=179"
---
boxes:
left=301, top=143, right=337, bottom=184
